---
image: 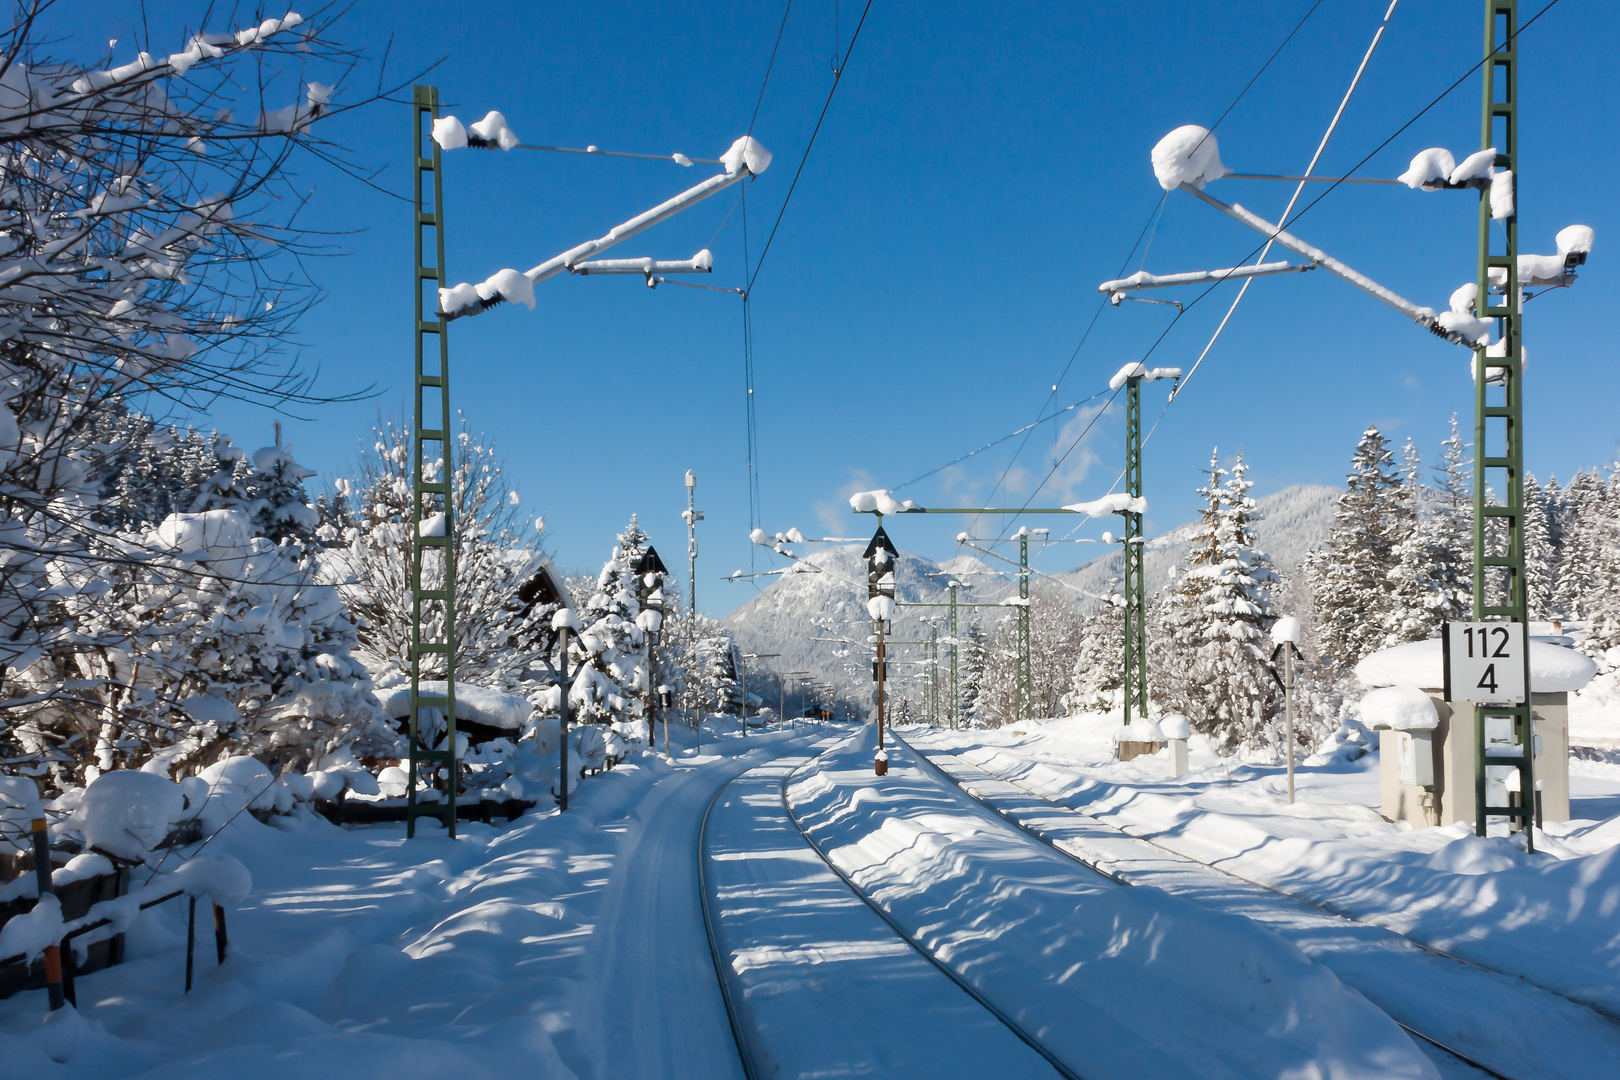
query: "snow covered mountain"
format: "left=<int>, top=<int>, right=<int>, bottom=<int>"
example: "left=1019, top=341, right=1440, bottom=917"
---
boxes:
left=722, top=485, right=1338, bottom=705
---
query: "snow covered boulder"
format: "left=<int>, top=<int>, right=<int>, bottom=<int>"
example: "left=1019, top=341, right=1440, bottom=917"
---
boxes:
left=1150, top=125, right=1229, bottom=191
left=73, top=771, right=186, bottom=861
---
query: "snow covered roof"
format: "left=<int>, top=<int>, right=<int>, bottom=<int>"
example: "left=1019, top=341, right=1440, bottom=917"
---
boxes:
left=1354, top=638, right=1597, bottom=694
left=1359, top=685, right=1439, bottom=731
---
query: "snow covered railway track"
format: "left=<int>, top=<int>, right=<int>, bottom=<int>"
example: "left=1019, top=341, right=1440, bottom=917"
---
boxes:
left=697, top=746, right=1069, bottom=1079
left=900, top=732, right=1620, bottom=1080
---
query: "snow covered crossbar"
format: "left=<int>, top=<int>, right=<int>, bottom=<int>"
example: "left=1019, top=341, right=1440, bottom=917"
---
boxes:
left=1063, top=493, right=1148, bottom=517
left=439, top=137, right=769, bottom=319
left=1097, top=261, right=1311, bottom=297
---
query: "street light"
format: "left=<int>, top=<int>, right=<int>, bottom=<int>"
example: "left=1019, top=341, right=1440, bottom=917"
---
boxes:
left=738, top=652, right=779, bottom=737
left=865, top=525, right=899, bottom=775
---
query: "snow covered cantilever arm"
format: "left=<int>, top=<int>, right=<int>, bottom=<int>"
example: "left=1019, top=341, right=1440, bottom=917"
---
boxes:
left=570, top=250, right=713, bottom=280
left=1097, top=262, right=1311, bottom=296
left=441, top=137, right=769, bottom=319
left=1178, top=183, right=1468, bottom=345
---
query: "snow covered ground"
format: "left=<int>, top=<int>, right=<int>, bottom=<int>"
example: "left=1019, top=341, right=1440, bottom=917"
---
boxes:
left=907, top=713, right=1620, bottom=1023
left=786, top=728, right=1440, bottom=1079
left=0, top=726, right=823, bottom=1080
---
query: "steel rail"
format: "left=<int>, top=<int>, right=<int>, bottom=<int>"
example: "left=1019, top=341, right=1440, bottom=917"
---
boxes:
left=897, top=731, right=1610, bottom=1080
left=697, top=774, right=765, bottom=1080
left=777, top=745, right=1086, bottom=1080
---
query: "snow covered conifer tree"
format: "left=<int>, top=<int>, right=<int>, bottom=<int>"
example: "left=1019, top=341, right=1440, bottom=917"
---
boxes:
left=1165, top=451, right=1280, bottom=751
left=957, top=621, right=988, bottom=725
left=1063, top=592, right=1123, bottom=715
left=1523, top=475, right=1557, bottom=620
left=1554, top=469, right=1608, bottom=619
left=569, top=516, right=656, bottom=736
left=1305, top=426, right=1406, bottom=675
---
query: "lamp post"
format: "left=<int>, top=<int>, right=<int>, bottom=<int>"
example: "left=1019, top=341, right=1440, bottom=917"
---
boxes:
left=739, top=652, right=779, bottom=736
left=865, top=525, right=899, bottom=774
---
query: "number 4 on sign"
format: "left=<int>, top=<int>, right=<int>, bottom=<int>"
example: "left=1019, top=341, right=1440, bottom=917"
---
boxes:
left=1442, top=621, right=1527, bottom=705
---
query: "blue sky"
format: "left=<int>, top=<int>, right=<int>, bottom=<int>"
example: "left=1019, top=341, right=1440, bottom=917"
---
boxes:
left=53, top=2, right=1620, bottom=615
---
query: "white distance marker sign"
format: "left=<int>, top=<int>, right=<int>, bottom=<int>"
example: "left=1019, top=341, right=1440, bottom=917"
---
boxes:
left=1442, top=621, right=1527, bottom=705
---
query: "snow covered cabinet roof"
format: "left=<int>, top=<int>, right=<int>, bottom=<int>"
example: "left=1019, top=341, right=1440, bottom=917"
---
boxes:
left=1355, top=638, right=1597, bottom=694
left=375, top=681, right=533, bottom=742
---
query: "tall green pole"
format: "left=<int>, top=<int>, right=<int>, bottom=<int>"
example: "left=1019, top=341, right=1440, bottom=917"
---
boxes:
left=407, top=86, right=459, bottom=838
left=1018, top=531, right=1032, bottom=724
left=1122, top=375, right=1149, bottom=730
left=1472, top=1, right=1534, bottom=849
left=949, top=583, right=960, bottom=730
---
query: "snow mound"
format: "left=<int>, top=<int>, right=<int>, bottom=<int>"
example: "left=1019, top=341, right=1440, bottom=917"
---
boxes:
left=1436, top=309, right=1492, bottom=346
left=149, top=508, right=254, bottom=560
left=0, top=893, right=61, bottom=962
left=1159, top=713, right=1191, bottom=740
left=1115, top=718, right=1164, bottom=742
left=867, top=595, right=896, bottom=623
left=1397, top=147, right=1455, bottom=189
left=570, top=725, right=607, bottom=771
left=1355, top=637, right=1597, bottom=693
left=1448, top=148, right=1496, bottom=186
left=1064, top=493, right=1148, bottom=517
left=1424, top=833, right=1522, bottom=875
left=1491, top=170, right=1515, bottom=221
left=1359, top=685, right=1438, bottom=731
left=166, top=853, right=252, bottom=906
left=720, top=135, right=772, bottom=176
left=468, top=110, right=520, bottom=150
left=0, top=776, right=42, bottom=857
left=1448, top=282, right=1477, bottom=315
left=1558, top=224, right=1595, bottom=258
left=74, top=771, right=186, bottom=861
left=1270, top=616, right=1301, bottom=646
left=1150, top=125, right=1228, bottom=191
left=375, top=681, right=533, bottom=731
left=1108, top=361, right=1182, bottom=389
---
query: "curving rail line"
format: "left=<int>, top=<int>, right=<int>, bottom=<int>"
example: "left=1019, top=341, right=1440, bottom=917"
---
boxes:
left=896, top=729, right=1615, bottom=1080
left=696, top=740, right=1083, bottom=1080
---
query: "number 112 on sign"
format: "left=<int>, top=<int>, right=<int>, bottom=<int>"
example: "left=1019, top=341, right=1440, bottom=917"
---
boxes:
left=1442, top=621, right=1527, bottom=704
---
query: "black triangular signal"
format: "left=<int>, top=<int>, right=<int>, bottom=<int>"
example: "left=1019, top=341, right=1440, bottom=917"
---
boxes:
left=862, top=525, right=899, bottom=561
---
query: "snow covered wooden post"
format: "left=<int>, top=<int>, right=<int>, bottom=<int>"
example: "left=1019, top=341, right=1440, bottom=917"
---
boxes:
left=553, top=608, right=582, bottom=811
left=865, top=525, right=899, bottom=775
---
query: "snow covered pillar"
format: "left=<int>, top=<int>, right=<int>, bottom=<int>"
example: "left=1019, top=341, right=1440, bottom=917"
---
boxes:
left=31, top=812, right=66, bottom=1011
left=1470, top=0, right=1536, bottom=847
left=1121, top=375, right=1149, bottom=732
